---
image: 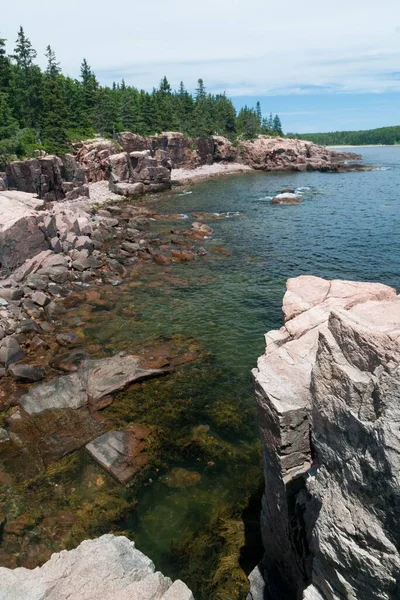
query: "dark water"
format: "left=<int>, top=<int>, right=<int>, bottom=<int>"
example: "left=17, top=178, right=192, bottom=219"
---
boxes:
left=3, top=146, right=399, bottom=599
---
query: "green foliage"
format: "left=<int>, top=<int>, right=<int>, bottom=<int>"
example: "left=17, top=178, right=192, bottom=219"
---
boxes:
left=0, top=27, right=285, bottom=163
left=295, top=125, right=400, bottom=146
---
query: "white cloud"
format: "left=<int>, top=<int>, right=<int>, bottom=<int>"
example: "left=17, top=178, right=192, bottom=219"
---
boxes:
left=2, top=0, right=400, bottom=95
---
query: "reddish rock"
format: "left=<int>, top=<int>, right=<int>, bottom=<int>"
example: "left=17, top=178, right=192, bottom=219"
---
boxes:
left=238, top=136, right=361, bottom=172
left=86, top=424, right=152, bottom=484
left=171, top=250, right=195, bottom=262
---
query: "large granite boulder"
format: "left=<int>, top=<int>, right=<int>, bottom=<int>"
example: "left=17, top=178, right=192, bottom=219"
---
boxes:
left=117, top=131, right=214, bottom=169
left=73, top=138, right=118, bottom=183
left=0, top=193, right=48, bottom=270
left=108, top=149, right=171, bottom=195
left=238, top=136, right=361, bottom=172
left=0, top=534, right=194, bottom=600
left=251, top=276, right=399, bottom=600
left=6, top=155, right=65, bottom=200
left=213, top=135, right=237, bottom=162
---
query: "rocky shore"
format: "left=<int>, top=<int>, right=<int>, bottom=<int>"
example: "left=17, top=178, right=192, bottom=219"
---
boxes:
left=0, top=132, right=384, bottom=599
left=0, top=534, right=193, bottom=599
left=0, top=132, right=366, bottom=203
left=251, top=276, right=400, bottom=600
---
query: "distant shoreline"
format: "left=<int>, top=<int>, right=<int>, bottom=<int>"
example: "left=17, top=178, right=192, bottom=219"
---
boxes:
left=327, top=144, right=399, bottom=148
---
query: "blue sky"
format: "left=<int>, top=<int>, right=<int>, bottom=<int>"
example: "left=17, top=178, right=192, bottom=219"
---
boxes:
left=232, top=93, right=400, bottom=133
left=3, top=0, right=400, bottom=133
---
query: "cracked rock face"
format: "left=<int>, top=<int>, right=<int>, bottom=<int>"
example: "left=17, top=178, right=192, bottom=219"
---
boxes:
left=0, top=534, right=194, bottom=600
left=251, top=275, right=400, bottom=600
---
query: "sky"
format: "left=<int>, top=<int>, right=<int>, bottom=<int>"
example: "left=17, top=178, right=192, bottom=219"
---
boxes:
left=2, top=0, right=400, bottom=132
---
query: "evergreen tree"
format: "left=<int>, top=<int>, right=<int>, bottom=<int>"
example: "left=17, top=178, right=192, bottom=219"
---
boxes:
left=13, top=26, right=37, bottom=70
left=80, top=58, right=98, bottom=118
left=41, top=46, right=68, bottom=151
left=236, top=106, right=260, bottom=139
left=195, top=78, right=206, bottom=100
left=256, top=101, right=262, bottom=126
left=45, top=45, right=60, bottom=76
left=273, top=114, right=283, bottom=135
left=0, top=35, right=12, bottom=91
left=11, top=27, right=42, bottom=129
left=0, top=26, right=289, bottom=156
left=0, top=92, right=18, bottom=140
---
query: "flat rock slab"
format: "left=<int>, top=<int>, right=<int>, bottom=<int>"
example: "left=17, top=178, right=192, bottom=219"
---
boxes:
left=86, top=424, right=152, bottom=484
left=19, top=353, right=166, bottom=415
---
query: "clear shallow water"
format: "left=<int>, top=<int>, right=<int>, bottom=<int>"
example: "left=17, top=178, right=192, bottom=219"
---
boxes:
left=3, top=147, right=400, bottom=599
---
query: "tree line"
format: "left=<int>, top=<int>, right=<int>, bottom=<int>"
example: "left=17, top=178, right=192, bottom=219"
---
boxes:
left=0, top=27, right=283, bottom=163
left=295, top=126, right=400, bottom=146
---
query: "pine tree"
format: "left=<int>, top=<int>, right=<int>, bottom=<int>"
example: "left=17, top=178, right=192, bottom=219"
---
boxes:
left=256, top=101, right=262, bottom=126
left=273, top=114, right=283, bottom=135
left=13, top=26, right=37, bottom=71
left=80, top=58, right=98, bottom=121
left=41, top=46, right=68, bottom=151
left=195, top=78, right=206, bottom=100
left=45, top=45, right=60, bottom=76
left=11, top=27, right=42, bottom=129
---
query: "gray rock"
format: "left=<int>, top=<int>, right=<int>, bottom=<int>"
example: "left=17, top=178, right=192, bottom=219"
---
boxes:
left=25, top=275, right=49, bottom=291
left=56, top=333, right=80, bottom=346
left=121, top=241, right=141, bottom=253
left=19, top=319, right=41, bottom=334
left=49, top=237, right=62, bottom=253
left=74, top=235, right=94, bottom=253
left=86, top=425, right=151, bottom=484
left=31, top=291, right=50, bottom=307
left=0, top=534, right=193, bottom=600
left=0, top=336, right=24, bottom=366
left=22, top=300, right=42, bottom=319
left=43, top=266, right=70, bottom=284
left=0, top=287, right=24, bottom=301
left=8, top=363, right=45, bottom=382
left=19, top=353, right=166, bottom=415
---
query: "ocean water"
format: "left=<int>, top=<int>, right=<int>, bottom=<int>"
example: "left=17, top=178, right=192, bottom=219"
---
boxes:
left=2, top=146, right=399, bottom=599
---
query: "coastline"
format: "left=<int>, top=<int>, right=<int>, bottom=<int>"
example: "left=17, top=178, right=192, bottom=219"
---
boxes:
left=327, top=144, right=399, bottom=148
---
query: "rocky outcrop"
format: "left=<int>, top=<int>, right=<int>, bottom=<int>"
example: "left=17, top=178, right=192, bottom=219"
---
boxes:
left=0, top=534, right=194, bottom=600
left=72, top=138, right=118, bottom=183
left=251, top=276, right=400, bottom=599
left=238, top=136, right=361, bottom=172
left=118, top=131, right=215, bottom=169
left=108, top=149, right=171, bottom=196
left=5, top=155, right=65, bottom=200
left=0, top=192, right=48, bottom=270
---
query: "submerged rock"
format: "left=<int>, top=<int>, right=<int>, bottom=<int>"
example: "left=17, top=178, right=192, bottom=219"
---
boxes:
left=271, top=193, right=302, bottom=205
left=19, top=353, right=167, bottom=415
left=251, top=276, right=400, bottom=599
left=0, top=534, right=194, bottom=600
left=86, top=424, right=152, bottom=484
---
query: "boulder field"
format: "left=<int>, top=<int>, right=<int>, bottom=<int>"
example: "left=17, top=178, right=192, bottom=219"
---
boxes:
left=250, top=275, right=400, bottom=600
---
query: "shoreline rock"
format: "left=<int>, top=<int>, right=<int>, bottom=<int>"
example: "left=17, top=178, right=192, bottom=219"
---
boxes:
left=0, top=534, right=194, bottom=600
left=251, top=275, right=400, bottom=599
